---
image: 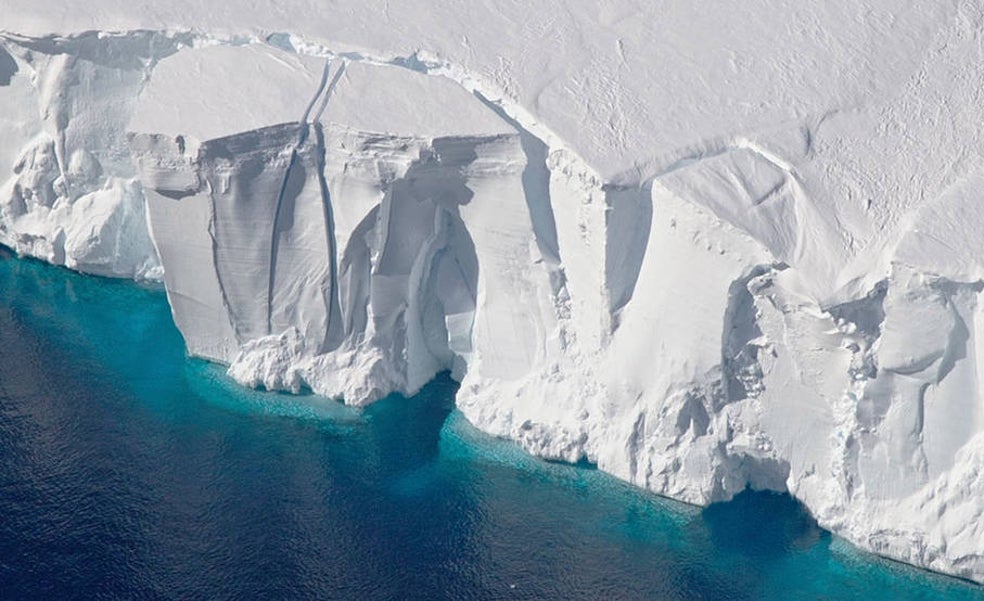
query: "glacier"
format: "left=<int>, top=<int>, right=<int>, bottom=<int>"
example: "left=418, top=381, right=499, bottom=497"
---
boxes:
left=2, top=0, right=984, bottom=584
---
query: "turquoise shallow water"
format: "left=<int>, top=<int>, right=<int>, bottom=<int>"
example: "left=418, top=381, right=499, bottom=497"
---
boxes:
left=0, top=249, right=981, bottom=600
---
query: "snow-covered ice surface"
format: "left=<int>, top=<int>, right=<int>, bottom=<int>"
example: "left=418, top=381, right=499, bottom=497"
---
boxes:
left=4, top=0, right=984, bottom=584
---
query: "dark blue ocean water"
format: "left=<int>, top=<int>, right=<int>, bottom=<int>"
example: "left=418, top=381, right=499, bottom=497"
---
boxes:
left=0, top=250, right=981, bottom=601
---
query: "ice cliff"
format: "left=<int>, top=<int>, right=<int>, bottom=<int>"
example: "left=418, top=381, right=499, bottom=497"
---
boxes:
left=3, top=0, right=984, bottom=584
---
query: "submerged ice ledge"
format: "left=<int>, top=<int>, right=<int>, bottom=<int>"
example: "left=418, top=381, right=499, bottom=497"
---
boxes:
left=3, top=21, right=984, bottom=585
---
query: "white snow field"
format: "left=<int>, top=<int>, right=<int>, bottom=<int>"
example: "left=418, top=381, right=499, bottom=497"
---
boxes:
left=3, top=0, right=984, bottom=583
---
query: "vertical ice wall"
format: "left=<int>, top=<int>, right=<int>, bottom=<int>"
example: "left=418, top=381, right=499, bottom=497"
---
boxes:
left=128, top=46, right=564, bottom=404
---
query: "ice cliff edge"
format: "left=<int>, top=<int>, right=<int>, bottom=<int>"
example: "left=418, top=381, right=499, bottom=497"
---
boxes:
left=3, top=1, right=984, bottom=583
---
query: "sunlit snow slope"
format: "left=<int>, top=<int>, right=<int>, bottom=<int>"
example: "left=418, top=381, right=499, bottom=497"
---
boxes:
left=2, top=0, right=984, bottom=584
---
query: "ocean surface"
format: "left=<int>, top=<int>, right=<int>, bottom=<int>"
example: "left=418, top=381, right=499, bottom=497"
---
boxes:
left=0, top=249, right=981, bottom=601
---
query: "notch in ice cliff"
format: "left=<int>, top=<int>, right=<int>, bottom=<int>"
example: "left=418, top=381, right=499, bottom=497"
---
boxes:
left=3, top=9, right=984, bottom=585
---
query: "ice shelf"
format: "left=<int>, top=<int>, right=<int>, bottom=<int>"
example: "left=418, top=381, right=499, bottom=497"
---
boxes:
left=3, top=2, right=984, bottom=582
